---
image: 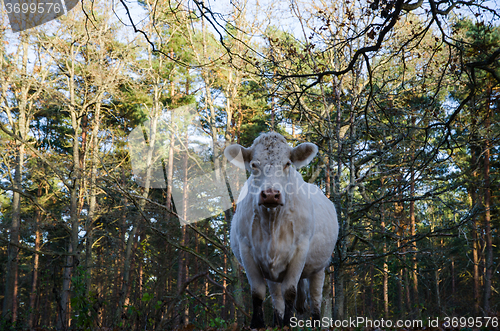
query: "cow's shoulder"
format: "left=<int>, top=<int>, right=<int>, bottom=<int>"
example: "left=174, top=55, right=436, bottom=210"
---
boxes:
left=231, top=189, right=257, bottom=242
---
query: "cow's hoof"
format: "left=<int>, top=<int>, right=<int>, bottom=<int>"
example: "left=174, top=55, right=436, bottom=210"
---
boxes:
left=250, top=315, right=265, bottom=329
left=312, top=307, right=320, bottom=322
left=250, top=322, right=265, bottom=330
left=251, top=296, right=265, bottom=329
left=284, top=308, right=294, bottom=327
left=273, top=310, right=284, bottom=327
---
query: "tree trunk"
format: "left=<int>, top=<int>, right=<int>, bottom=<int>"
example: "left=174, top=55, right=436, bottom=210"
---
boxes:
left=177, top=130, right=190, bottom=326
left=472, top=225, right=480, bottom=316
left=137, top=248, right=144, bottom=328
left=333, top=267, right=345, bottom=320
left=222, top=229, right=228, bottom=320
left=322, top=269, right=333, bottom=320
left=85, top=101, right=101, bottom=296
left=435, top=268, right=441, bottom=312
left=397, top=269, right=403, bottom=316
left=3, top=36, right=29, bottom=325
left=451, top=258, right=455, bottom=298
left=59, top=120, right=81, bottom=329
left=410, top=161, right=418, bottom=310
left=3, top=145, right=23, bottom=323
left=380, top=185, right=389, bottom=319
left=231, top=256, right=245, bottom=325
left=383, top=255, right=389, bottom=319
left=405, top=269, right=411, bottom=313
left=469, top=108, right=481, bottom=316
left=333, top=78, right=344, bottom=321
left=58, top=42, right=84, bottom=329
left=28, top=185, right=43, bottom=329
left=482, top=99, right=492, bottom=315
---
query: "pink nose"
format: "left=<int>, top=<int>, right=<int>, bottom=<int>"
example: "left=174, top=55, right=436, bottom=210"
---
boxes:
left=259, top=188, right=283, bottom=207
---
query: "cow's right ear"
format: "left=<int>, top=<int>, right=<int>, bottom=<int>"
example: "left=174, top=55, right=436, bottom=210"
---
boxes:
left=224, top=144, right=252, bottom=170
left=291, top=142, right=318, bottom=169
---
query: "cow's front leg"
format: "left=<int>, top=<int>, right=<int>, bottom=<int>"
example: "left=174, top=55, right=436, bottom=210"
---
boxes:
left=267, top=280, right=285, bottom=327
left=240, top=247, right=266, bottom=329
left=251, top=292, right=265, bottom=329
left=282, top=242, right=309, bottom=326
left=309, top=269, right=326, bottom=321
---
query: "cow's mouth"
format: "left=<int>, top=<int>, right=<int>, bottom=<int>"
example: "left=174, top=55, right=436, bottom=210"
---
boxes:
left=259, top=202, right=283, bottom=209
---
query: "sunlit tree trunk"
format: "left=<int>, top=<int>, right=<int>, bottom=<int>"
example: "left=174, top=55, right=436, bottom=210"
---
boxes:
left=380, top=176, right=389, bottom=319
left=472, top=222, right=480, bottom=315
left=409, top=123, right=418, bottom=311
left=383, top=238, right=389, bottom=319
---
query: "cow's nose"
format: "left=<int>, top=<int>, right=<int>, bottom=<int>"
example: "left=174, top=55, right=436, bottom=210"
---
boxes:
left=259, top=188, right=283, bottom=207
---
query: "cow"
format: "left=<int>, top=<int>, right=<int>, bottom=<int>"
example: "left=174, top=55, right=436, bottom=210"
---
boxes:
left=224, top=132, right=339, bottom=328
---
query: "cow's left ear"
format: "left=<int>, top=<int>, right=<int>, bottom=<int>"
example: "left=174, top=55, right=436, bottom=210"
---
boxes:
left=224, top=144, right=252, bottom=170
left=290, top=143, right=318, bottom=169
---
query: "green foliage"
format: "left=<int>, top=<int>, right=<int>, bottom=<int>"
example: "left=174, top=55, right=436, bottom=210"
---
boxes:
left=209, top=316, right=228, bottom=329
left=71, top=267, right=100, bottom=330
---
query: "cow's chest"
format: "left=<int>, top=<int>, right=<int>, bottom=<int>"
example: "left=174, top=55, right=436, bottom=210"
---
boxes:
left=251, top=216, right=296, bottom=282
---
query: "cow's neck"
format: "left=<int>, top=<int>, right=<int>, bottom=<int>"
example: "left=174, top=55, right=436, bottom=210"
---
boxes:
left=256, top=203, right=292, bottom=236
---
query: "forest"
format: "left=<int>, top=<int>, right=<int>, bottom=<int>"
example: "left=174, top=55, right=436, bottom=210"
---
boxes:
left=0, top=0, right=498, bottom=329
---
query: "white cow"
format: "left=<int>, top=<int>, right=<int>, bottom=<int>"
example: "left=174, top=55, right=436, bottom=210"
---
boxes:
left=224, top=132, right=338, bottom=328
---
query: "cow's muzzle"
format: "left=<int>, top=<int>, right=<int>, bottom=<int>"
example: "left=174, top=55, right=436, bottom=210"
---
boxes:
left=259, top=188, right=283, bottom=208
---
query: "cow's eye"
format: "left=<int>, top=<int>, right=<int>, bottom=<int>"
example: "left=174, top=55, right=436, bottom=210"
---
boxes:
left=285, top=161, right=292, bottom=168
left=250, top=162, right=258, bottom=169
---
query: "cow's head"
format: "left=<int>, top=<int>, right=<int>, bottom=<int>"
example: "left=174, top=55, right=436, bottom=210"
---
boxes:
left=224, top=132, right=318, bottom=208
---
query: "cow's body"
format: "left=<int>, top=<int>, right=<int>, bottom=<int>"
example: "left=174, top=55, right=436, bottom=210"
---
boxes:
left=225, top=132, right=338, bottom=328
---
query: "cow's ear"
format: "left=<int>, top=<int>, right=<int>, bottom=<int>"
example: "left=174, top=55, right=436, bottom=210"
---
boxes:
left=224, top=144, right=252, bottom=170
left=290, top=143, right=318, bottom=169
